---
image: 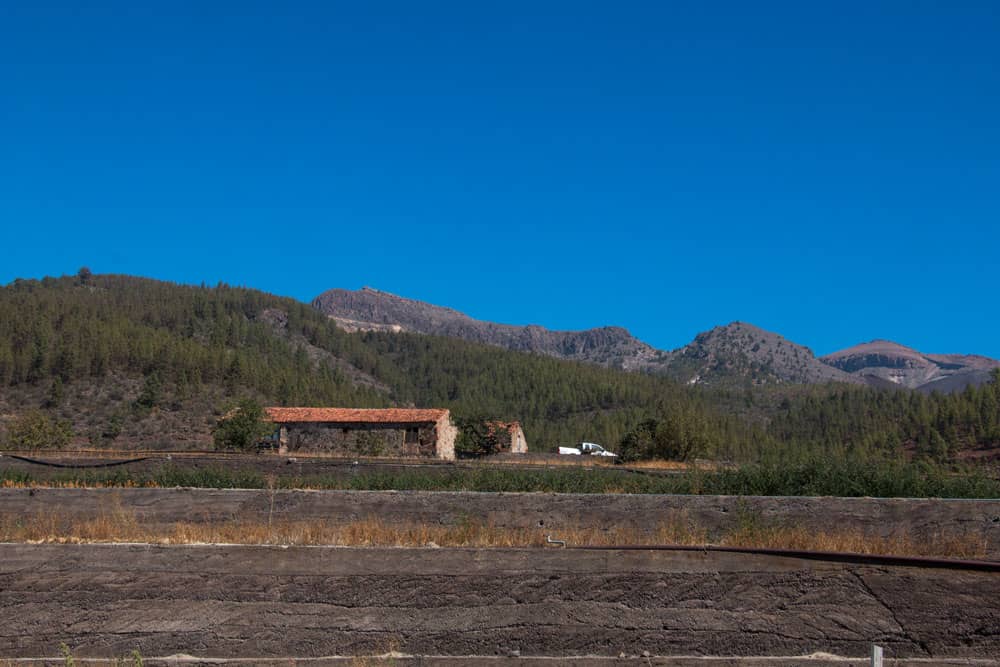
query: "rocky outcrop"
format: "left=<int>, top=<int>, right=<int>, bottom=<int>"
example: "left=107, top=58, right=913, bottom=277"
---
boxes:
left=821, top=340, right=1000, bottom=392
left=660, top=322, right=861, bottom=386
left=313, top=287, right=661, bottom=370
left=312, top=288, right=999, bottom=392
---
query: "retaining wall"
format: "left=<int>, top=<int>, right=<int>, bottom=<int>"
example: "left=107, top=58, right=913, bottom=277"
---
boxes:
left=3, top=487, right=999, bottom=555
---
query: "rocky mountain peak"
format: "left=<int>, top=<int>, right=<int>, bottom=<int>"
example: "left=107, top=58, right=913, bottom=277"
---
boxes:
left=673, top=321, right=858, bottom=386
left=312, top=287, right=660, bottom=370
left=821, top=340, right=1000, bottom=391
left=312, top=287, right=998, bottom=392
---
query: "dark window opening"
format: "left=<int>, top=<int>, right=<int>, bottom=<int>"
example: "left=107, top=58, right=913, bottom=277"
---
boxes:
left=404, top=427, right=420, bottom=444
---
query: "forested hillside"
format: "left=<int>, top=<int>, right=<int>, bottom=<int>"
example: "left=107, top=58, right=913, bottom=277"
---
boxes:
left=767, top=381, right=1000, bottom=462
left=0, top=272, right=747, bottom=451
left=0, top=271, right=998, bottom=465
left=313, top=286, right=663, bottom=371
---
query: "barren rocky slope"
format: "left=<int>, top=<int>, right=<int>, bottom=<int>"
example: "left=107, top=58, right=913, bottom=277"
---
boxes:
left=822, top=340, right=1000, bottom=392
left=313, top=287, right=663, bottom=371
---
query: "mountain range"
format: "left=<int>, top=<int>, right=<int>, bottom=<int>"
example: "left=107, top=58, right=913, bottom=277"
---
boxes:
left=2, top=273, right=998, bottom=461
left=314, top=287, right=999, bottom=393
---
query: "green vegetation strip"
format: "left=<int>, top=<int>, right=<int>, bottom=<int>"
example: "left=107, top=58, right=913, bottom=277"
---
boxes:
left=3, top=458, right=999, bottom=498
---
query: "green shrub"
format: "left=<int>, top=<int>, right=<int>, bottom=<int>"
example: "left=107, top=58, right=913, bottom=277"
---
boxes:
left=5, top=410, right=73, bottom=449
left=212, top=399, right=274, bottom=451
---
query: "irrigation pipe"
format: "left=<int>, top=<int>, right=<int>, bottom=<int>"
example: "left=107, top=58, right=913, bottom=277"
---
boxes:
left=561, top=542, right=1000, bottom=572
left=2, top=454, right=153, bottom=469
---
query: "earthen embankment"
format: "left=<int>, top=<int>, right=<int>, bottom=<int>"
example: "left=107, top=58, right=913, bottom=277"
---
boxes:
left=0, top=544, right=997, bottom=661
left=3, top=487, right=998, bottom=555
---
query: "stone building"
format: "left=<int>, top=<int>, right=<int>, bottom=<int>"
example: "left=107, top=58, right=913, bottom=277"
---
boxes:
left=485, top=421, right=529, bottom=454
left=265, top=407, right=457, bottom=460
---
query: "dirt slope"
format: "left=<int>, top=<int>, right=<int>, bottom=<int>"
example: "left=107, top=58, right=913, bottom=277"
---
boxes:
left=1, top=544, right=997, bottom=661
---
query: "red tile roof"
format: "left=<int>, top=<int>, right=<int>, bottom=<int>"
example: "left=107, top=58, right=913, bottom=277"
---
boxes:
left=265, top=407, right=449, bottom=424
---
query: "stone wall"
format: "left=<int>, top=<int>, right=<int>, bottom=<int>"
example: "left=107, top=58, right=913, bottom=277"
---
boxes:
left=434, top=415, right=457, bottom=460
left=283, top=422, right=439, bottom=457
left=510, top=424, right=528, bottom=453
left=481, top=421, right=528, bottom=455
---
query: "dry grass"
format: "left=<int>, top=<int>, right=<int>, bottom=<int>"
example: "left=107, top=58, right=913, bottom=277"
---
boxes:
left=349, top=657, right=402, bottom=667
left=621, top=459, right=691, bottom=470
left=0, top=503, right=988, bottom=559
left=623, top=459, right=732, bottom=471
left=717, top=523, right=988, bottom=558
left=1, top=478, right=157, bottom=489
left=475, top=454, right=616, bottom=468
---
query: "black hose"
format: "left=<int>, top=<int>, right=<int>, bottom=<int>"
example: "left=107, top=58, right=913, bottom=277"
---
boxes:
left=566, top=543, right=1000, bottom=572
left=3, top=454, right=153, bottom=469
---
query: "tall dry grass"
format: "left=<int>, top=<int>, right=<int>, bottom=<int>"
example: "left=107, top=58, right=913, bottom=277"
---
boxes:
left=0, top=504, right=988, bottom=558
left=2, top=478, right=157, bottom=489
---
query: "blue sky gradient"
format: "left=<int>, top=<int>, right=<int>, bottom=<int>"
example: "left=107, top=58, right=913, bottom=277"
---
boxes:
left=2, top=2, right=998, bottom=356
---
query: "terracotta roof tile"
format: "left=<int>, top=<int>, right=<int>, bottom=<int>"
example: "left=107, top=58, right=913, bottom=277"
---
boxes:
left=265, top=407, right=449, bottom=424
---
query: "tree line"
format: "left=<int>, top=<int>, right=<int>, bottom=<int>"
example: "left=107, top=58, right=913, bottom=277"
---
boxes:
left=0, top=271, right=998, bottom=466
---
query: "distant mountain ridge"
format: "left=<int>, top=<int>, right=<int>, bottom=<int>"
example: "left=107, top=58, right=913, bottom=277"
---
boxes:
left=313, top=287, right=998, bottom=392
left=312, top=287, right=663, bottom=371
left=821, top=340, right=1000, bottom=393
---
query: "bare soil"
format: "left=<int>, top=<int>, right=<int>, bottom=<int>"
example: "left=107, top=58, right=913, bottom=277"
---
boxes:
left=1, top=544, right=998, bottom=662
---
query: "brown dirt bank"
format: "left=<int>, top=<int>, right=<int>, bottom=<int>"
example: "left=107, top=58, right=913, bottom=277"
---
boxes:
left=1, top=544, right=998, bottom=661
left=2, top=488, right=999, bottom=556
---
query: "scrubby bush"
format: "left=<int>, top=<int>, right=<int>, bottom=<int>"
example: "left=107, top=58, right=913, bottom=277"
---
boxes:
left=4, top=410, right=73, bottom=449
left=618, top=413, right=710, bottom=462
left=212, top=398, right=274, bottom=451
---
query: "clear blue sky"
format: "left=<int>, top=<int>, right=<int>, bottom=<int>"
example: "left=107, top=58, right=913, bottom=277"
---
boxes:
left=2, top=2, right=998, bottom=357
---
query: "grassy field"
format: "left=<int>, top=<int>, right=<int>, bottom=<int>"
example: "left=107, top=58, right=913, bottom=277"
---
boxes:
left=3, top=457, right=999, bottom=498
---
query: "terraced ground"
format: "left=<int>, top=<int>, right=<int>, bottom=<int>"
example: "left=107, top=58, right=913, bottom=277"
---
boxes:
left=1, top=487, right=999, bottom=664
left=1, top=544, right=999, bottom=664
